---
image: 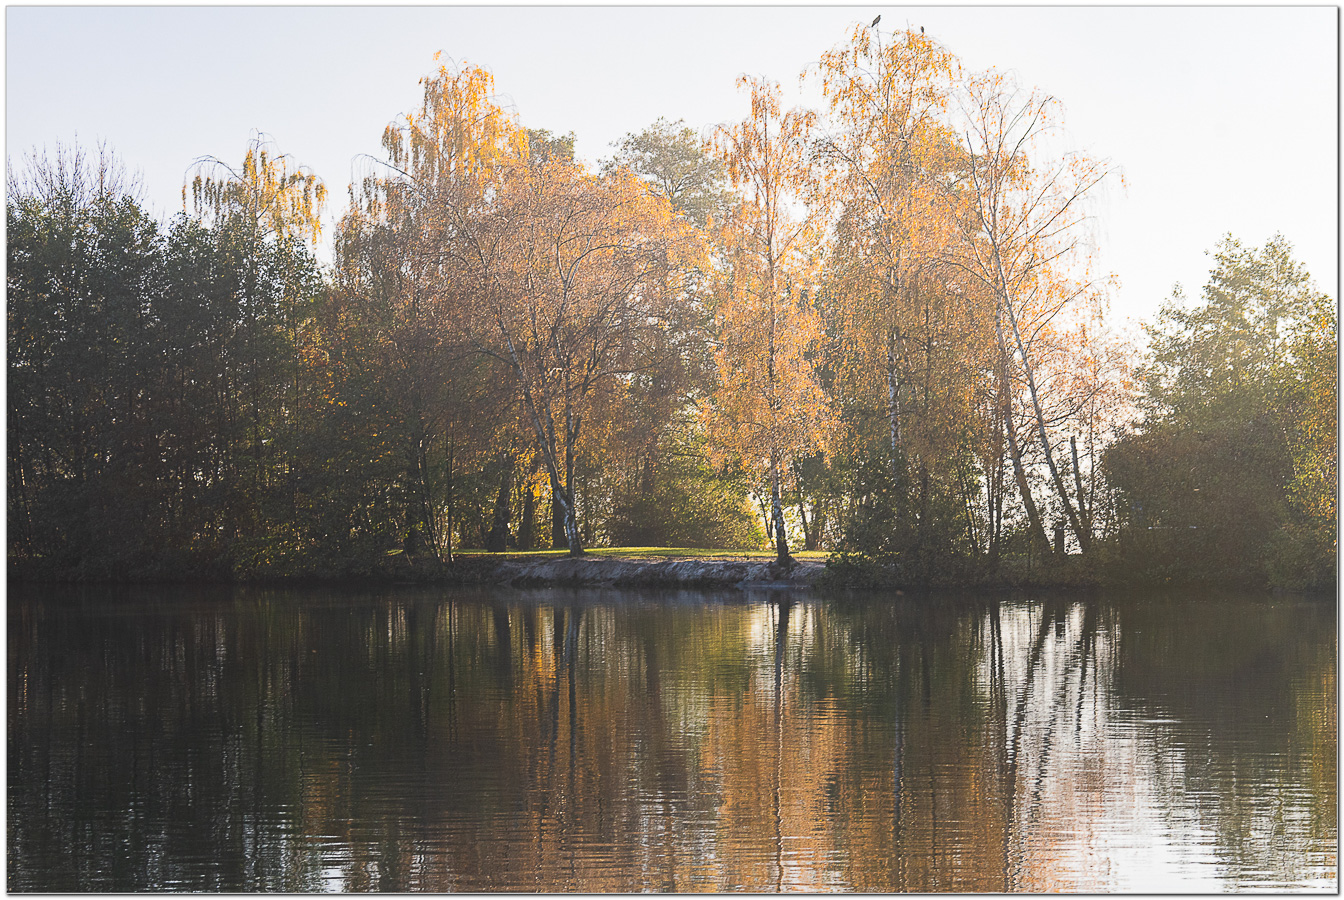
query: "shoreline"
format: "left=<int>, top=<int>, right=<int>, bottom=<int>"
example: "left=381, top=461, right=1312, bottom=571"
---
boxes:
left=491, top=555, right=827, bottom=589
left=11, top=552, right=1322, bottom=594
left=7, top=553, right=828, bottom=591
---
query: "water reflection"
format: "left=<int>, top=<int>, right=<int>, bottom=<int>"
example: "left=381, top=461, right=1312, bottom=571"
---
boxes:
left=8, top=585, right=1336, bottom=892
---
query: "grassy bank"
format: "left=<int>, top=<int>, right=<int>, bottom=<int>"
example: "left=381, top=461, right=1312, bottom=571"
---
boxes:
left=452, top=547, right=829, bottom=561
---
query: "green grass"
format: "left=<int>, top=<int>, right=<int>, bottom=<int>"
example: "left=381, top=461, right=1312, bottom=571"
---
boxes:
left=453, top=546, right=829, bottom=560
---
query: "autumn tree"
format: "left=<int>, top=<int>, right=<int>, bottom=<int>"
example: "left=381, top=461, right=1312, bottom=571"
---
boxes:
left=948, top=71, right=1115, bottom=554
left=705, top=77, right=839, bottom=565
left=181, top=136, right=327, bottom=470
left=185, top=131, right=326, bottom=244
left=179, top=134, right=329, bottom=567
left=815, top=25, right=966, bottom=470
left=1029, top=313, right=1135, bottom=545
left=340, top=61, right=526, bottom=561
left=369, top=60, right=704, bottom=556
left=474, top=156, right=702, bottom=555
left=813, top=25, right=1000, bottom=567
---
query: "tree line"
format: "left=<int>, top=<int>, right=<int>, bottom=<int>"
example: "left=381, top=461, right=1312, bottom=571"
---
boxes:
left=7, top=24, right=1335, bottom=587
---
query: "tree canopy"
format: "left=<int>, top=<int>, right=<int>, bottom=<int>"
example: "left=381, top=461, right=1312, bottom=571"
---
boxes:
left=1105, top=235, right=1335, bottom=586
left=8, top=28, right=1335, bottom=589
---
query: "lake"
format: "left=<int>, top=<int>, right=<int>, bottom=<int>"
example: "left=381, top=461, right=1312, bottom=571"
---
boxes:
left=7, top=584, right=1336, bottom=892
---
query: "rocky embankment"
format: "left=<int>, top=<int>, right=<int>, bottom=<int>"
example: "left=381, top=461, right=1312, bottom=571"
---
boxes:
left=487, top=555, right=825, bottom=589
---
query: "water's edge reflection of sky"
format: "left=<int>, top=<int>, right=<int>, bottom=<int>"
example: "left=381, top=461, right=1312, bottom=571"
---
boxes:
left=7, top=586, right=1337, bottom=892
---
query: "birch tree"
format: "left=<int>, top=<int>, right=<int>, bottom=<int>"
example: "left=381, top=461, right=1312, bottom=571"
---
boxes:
left=950, top=71, right=1115, bottom=553
left=185, top=132, right=326, bottom=245
left=815, top=25, right=967, bottom=474
left=706, top=77, right=838, bottom=565
left=815, top=25, right=1003, bottom=560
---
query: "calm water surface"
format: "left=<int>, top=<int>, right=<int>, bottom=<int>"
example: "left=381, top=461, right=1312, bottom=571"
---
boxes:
left=8, top=585, right=1336, bottom=892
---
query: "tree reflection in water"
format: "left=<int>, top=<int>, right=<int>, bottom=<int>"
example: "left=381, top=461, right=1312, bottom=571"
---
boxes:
left=7, top=585, right=1336, bottom=891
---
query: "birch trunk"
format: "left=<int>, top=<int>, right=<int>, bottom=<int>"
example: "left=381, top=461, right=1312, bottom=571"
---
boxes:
left=770, top=455, right=791, bottom=565
left=443, top=441, right=454, bottom=563
left=562, top=409, right=583, bottom=556
left=1000, top=297, right=1091, bottom=552
left=998, top=354, right=1050, bottom=554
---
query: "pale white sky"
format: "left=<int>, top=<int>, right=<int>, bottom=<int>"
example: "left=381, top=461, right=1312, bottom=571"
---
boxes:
left=6, top=5, right=1338, bottom=327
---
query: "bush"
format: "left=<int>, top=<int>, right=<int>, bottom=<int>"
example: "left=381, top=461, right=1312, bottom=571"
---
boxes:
left=606, top=477, right=766, bottom=550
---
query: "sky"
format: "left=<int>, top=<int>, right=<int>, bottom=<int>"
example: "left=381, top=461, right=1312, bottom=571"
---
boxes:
left=5, top=5, right=1338, bottom=329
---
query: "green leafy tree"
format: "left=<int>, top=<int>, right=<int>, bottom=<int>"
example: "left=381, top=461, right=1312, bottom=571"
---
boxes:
left=592, top=119, right=725, bottom=546
left=7, top=144, right=164, bottom=574
left=603, top=411, right=766, bottom=549
left=1278, top=284, right=1337, bottom=583
left=180, top=136, right=327, bottom=572
left=1142, top=235, right=1321, bottom=421
left=166, top=216, right=322, bottom=573
left=1106, top=235, right=1334, bottom=586
left=7, top=141, right=323, bottom=578
left=525, top=127, right=576, bottom=164
left=606, top=117, right=731, bottom=227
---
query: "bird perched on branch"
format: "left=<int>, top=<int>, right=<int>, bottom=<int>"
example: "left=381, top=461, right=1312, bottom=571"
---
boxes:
left=871, top=14, right=881, bottom=27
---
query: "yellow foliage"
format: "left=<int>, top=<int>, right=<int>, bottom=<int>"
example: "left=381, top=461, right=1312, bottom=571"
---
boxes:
left=703, top=77, right=839, bottom=485
left=184, top=131, right=326, bottom=244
